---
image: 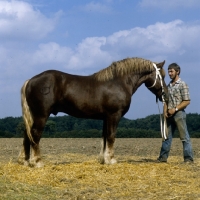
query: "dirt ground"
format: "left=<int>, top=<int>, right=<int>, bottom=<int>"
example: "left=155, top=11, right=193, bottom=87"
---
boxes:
left=0, top=138, right=199, bottom=163
left=0, top=138, right=200, bottom=200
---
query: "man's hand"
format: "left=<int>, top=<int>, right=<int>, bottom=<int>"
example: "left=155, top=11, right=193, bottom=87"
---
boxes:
left=167, top=108, right=176, bottom=117
left=167, top=100, right=190, bottom=117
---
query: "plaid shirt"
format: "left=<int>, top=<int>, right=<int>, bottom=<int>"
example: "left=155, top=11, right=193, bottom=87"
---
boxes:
left=167, top=78, right=190, bottom=109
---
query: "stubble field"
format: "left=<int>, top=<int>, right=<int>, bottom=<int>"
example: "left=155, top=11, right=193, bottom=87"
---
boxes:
left=0, top=138, right=200, bottom=199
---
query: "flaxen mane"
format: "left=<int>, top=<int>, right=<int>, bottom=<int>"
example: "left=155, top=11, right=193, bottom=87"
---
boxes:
left=94, top=57, right=154, bottom=81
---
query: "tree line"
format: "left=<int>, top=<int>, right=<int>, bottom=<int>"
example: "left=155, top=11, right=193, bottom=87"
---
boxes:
left=0, top=113, right=200, bottom=138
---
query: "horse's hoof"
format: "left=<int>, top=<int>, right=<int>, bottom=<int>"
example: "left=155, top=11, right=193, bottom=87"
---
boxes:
left=35, top=161, right=44, bottom=168
left=110, top=158, right=117, bottom=164
left=104, top=158, right=117, bottom=165
left=98, top=156, right=105, bottom=164
left=29, top=161, right=44, bottom=168
left=24, top=160, right=29, bottom=166
left=16, top=159, right=28, bottom=166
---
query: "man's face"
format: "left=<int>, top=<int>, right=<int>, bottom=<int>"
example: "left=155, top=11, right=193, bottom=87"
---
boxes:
left=168, top=68, right=178, bottom=80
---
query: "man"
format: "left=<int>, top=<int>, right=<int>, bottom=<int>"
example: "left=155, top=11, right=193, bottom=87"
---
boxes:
left=157, top=63, right=194, bottom=163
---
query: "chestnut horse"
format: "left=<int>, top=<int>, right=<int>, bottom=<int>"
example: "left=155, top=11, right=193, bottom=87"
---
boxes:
left=19, top=57, right=168, bottom=167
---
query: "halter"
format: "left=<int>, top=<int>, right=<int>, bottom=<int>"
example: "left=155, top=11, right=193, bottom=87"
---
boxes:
left=148, top=63, right=168, bottom=141
left=148, top=64, right=164, bottom=94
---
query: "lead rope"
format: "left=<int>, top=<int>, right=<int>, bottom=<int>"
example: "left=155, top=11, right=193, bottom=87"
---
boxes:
left=151, top=63, right=168, bottom=141
left=157, top=100, right=167, bottom=141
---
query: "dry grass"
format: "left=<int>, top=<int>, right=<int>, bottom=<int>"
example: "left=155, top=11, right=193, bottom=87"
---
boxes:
left=0, top=138, right=200, bottom=199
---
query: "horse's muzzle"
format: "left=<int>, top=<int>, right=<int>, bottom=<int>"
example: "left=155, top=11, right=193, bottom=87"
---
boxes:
left=157, top=92, right=168, bottom=103
left=162, top=92, right=169, bottom=103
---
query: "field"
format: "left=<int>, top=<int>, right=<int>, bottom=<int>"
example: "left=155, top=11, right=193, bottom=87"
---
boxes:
left=0, top=138, right=200, bottom=199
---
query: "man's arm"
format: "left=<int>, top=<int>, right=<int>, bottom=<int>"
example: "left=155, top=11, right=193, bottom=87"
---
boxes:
left=176, top=100, right=190, bottom=110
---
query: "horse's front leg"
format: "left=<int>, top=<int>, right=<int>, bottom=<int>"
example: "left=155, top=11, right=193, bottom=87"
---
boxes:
left=99, top=116, right=119, bottom=164
left=99, top=120, right=107, bottom=164
left=103, top=134, right=117, bottom=164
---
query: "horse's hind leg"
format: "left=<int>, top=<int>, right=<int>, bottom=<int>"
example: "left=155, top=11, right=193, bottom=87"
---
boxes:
left=29, top=118, right=46, bottom=168
left=30, top=140, right=43, bottom=168
left=18, top=131, right=31, bottom=166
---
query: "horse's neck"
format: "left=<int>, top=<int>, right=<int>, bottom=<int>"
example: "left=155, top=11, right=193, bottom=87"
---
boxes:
left=126, top=73, right=149, bottom=95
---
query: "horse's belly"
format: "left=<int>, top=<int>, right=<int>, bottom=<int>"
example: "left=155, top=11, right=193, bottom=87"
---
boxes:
left=54, top=101, right=104, bottom=119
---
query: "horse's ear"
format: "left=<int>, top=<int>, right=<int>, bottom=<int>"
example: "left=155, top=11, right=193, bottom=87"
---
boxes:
left=156, top=60, right=165, bottom=68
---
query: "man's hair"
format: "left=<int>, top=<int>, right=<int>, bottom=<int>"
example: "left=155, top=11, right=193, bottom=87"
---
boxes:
left=168, top=63, right=181, bottom=75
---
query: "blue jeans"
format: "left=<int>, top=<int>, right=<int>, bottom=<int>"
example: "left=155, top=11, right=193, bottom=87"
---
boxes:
left=159, top=110, right=194, bottom=161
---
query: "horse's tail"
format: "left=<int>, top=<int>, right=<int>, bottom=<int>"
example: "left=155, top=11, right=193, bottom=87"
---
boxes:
left=21, top=80, right=35, bottom=144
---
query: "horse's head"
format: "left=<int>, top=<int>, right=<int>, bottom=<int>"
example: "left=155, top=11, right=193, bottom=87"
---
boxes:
left=145, top=60, right=168, bottom=103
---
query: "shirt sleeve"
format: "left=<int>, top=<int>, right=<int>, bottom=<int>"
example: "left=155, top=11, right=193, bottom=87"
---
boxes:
left=180, top=82, right=190, bottom=101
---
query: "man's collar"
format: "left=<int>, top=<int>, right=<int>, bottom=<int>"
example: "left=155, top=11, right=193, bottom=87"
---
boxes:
left=169, top=78, right=181, bottom=85
left=175, top=78, right=181, bottom=83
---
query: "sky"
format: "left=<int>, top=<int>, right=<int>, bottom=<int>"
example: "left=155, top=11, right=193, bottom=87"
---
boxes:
left=0, top=0, right=200, bottom=120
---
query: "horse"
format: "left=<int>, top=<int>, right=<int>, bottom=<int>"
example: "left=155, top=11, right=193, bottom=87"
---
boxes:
left=19, top=57, right=168, bottom=167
